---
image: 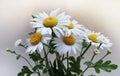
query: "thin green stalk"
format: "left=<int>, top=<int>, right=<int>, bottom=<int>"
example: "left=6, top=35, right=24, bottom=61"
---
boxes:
left=80, top=47, right=84, bottom=56
left=43, top=47, right=53, bottom=76
left=6, top=49, right=33, bottom=71
left=19, top=44, right=27, bottom=49
left=20, top=55, right=33, bottom=69
left=67, top=52, right=69, bottom=70
left=99, top=52, right=110, bottom=61
left=81, top=42, right=91, bottom=57
left=90, top=54, right=96, bottom=61
left=97, top=43, right=102, bottom=49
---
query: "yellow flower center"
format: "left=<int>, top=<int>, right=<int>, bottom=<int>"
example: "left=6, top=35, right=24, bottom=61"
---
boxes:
left=63, top=36, right=75, bottom=45
left=43, top=16, right=58, bottom=27
left=65, top=23, right=74, bottom=29
left=88, top=34, right=98, bottom=43
left=30, top=33, right=42, bottom=45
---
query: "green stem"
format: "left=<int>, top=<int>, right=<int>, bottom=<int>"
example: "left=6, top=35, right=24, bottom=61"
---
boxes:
left=80, top=47, right=84, bottom=56
left=43, top=47, right=49, bottom=67
left=43, top=47, right=53, bottom=76
left=20, top=55, right=33, bottom=69
left=97, top=43, right=102, bottom=49
left=90, top=54, right=96, bottom=61
left=99, top=52, right=110, bottom=61
left=81, top=42, right=91, bottom=57
left=19, top=44, right=27, bottom=49
left=67, top=52, right=69, bottom=71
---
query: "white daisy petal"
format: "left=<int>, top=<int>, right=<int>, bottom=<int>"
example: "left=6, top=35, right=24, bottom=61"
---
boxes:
left=50, top=8, right=59, bottom=16
left=38, top=43, right=43, bottom=52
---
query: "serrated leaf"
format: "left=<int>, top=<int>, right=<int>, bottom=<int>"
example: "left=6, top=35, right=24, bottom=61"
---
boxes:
left=16, top=55, right=21, bottom=60
left=84, top=61, right=94, bottom=67
left=43, top=68, right=48, bottom=73
left=103, top=60, right=111, bottom=65
left=22, top=66, right=32, bottom=73
left=69, top=56, right=75, bottom=63
left=82, top=39, right=88, bottom=48
left=94, top=67, right=100, bottom=73
left=29, top=52, right=42, bottom=62
left=93, top=60, right=118, bottom=73
left=17, top=72, right=24, bottom=76
left=18, top=66, right=33, bottom=76
left=109, top=64, right=118, bottom=69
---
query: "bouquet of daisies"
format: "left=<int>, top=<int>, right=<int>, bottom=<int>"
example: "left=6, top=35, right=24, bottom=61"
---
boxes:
left=6, top=9, right=118, bottom=76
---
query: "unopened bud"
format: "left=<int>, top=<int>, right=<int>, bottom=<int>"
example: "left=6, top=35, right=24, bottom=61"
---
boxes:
left=107, top=49, right=112, bottom=54
left=94, top=49, right=100, bottom=55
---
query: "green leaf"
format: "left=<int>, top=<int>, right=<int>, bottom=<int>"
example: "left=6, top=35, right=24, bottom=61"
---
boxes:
left=17, top=66, right=33, bottom=76
left=69, top=56, right=75, bottom=63
left=69, top=56, right=82, bottom=75
left=94, top=67, right=100, bottom=73
left=82, top=39, right=88, bottom=48
left=22, top=66, right=32, bottom=73
left=17, top=72, right=24, bottom=76
left=29, top=52, right=42, bottom=62
left=32, top=64, right=44, bottom=71
left=93, top=60, right=118, bottom=73
left=16, top=55, right=21, bottom=60
left=84, top=61, right=94, bottom=67
left=43, top=68, right=48, bottom=73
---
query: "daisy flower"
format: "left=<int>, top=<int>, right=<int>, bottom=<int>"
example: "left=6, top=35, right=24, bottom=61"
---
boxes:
left=63, top=20, right=85, bottom=36
left=98, top=34, right=112, bottom=49
left=53, top=34, right=82, bottom=55
left=26, top=31, right=50, bottom=53
left=83, top=29, right=100, bottom=46
left=31, top=8, right=71, bottom=37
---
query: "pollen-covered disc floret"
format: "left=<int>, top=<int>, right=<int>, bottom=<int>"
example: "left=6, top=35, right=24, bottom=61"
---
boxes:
left=30, top=33, right=42, bottom=45
left=66, top=23, right=74, bottom=29
left=63, top=36, right=75, bottom=45
left=31, top=8, right=71, bottom=37
left=88, top=34, right=98, bottom=43
left=53, top=34, right=82, bottom=55
left=43, top=16, right=58, bottom=27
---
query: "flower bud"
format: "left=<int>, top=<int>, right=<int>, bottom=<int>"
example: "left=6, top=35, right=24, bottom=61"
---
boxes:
left=6, top=48, right=11, bottom=52
left=15, top=39, right=22, bottom=47
left=94, top=49, right=100, bottom=55
left=107, top=49, right=112, bottom=54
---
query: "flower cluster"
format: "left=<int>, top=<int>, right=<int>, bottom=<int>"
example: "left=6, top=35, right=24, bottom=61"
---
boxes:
left=7, top=9, right=117, bottom=76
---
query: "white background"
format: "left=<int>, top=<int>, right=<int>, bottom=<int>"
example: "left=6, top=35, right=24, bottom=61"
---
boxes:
left=0, top=0, right=120, bottom=76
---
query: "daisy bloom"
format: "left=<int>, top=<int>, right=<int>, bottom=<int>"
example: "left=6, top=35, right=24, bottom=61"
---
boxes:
left=83, top=29, right=100, bottom=46
left=31, top=8, right=71, bottom=37
left=15, top=39, right=22, bottom=47
left=26, top=31, right=50, bottom=53
left=98, top=34, right=112, bottom=49
left=63, top=20, right=85, bottom=36
left=53, top=34, right=82, bottom=55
